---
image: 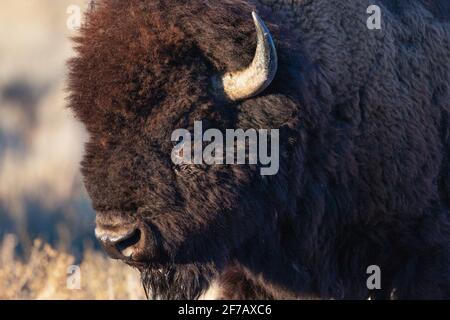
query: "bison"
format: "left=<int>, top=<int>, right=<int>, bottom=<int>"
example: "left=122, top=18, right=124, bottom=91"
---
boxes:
left=68, top=0, right=450, bottom=299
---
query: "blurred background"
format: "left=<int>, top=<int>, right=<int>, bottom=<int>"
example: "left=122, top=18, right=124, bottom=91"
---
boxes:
left=0, top=0, right=145, bottom=299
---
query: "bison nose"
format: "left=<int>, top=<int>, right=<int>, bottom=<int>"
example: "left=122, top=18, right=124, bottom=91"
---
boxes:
left=95, top=224, right=143, bottom=260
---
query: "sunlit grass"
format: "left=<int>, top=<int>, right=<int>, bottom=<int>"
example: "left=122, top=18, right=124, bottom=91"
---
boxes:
left=0, top=235, right=146, bottom=300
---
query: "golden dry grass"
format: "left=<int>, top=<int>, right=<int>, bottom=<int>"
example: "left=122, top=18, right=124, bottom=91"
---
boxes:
left=0, top=235, right=147, bottom=300
left=0, top=2, right=146, bottom=300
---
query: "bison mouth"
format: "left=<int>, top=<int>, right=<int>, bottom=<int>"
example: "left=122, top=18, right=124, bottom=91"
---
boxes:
left=139, top=263, right=217, bottom=300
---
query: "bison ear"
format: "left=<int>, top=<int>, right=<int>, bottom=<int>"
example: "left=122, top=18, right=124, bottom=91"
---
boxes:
left=214, top=12, right=278, bottom=102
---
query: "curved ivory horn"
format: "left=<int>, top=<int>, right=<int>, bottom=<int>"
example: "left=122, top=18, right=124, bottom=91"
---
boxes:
left=219, top=12, right=278, bottom=101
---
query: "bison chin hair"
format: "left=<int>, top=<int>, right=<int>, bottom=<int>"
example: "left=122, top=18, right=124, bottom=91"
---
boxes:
left=140, top=262, right=218, bottom=300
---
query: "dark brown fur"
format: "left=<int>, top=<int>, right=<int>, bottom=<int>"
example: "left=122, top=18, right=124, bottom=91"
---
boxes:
left=69, top=0, right=450, bottom=299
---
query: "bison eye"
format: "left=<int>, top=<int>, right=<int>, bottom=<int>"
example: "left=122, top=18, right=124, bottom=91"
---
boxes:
left=172, top=136, right=184, bottom=146
left=171, top=133, right=194, bottom=168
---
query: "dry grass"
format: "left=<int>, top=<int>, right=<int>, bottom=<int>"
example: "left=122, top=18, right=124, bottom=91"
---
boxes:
left=0, top=234, right=147, bottom=300
left=0, top=2, right=146, bottom=300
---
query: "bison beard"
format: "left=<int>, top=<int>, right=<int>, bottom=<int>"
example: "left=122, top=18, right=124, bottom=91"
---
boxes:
left=140, top=264, right=216, bottom=300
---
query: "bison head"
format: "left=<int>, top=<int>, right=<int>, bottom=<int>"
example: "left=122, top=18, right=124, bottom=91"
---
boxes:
left=69, top=0, right=303, bottom=299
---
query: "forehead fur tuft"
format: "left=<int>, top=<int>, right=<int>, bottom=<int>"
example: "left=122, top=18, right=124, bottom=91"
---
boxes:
left=68, top=0, right=257, bottom=135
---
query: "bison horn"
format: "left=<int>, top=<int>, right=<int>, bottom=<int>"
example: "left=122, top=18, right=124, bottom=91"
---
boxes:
left=218, top=12, right=278, bottom=101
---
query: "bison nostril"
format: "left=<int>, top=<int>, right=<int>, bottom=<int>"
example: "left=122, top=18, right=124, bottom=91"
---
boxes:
left=95, top=226, right=142, bottom=260
left=114, top=229, right=141, bottom=253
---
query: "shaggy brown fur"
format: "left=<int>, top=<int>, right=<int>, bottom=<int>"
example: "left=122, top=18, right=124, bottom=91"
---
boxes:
left=69, top=0, right=450, bottom=299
